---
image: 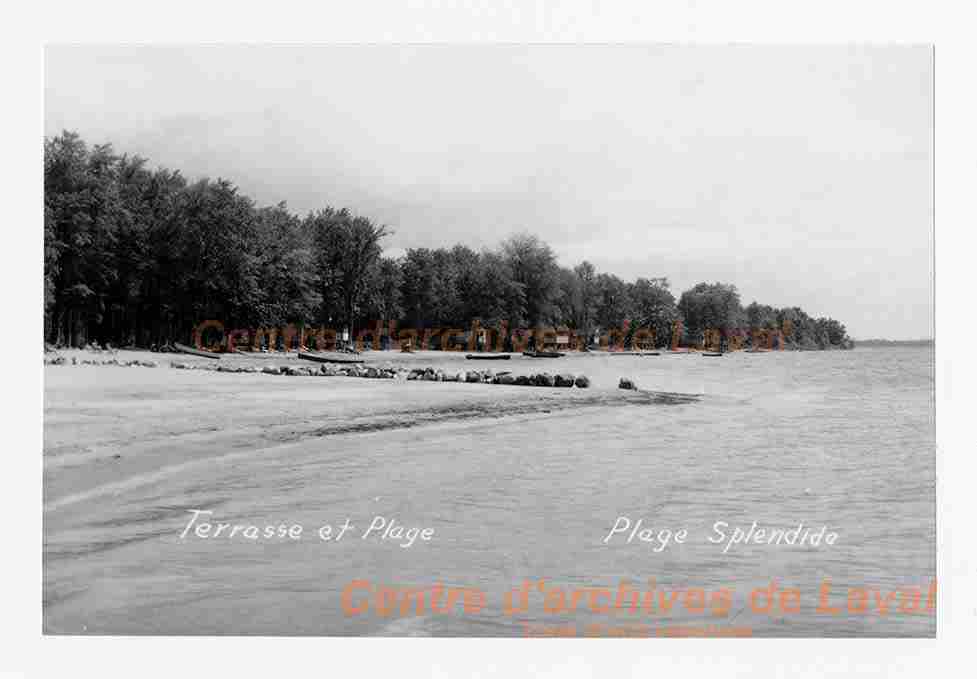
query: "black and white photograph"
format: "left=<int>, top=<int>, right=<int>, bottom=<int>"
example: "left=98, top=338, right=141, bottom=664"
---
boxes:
left=9, top=1, right=977, bottom=673
left=38, top=42, right=936, bottom=639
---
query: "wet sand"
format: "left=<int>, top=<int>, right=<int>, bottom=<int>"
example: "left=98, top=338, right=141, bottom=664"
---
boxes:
left=43, top=349, right=695, bottom=510
left=43, top=347, right=935, bottom=636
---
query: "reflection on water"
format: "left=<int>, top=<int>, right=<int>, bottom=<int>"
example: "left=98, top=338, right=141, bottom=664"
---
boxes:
left=44, top=347, right=935, bottom=636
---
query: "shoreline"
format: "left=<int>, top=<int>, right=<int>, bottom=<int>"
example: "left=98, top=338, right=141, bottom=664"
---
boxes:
left=41, top=345, right=935, bottom=638
left=43, top=349, right=702, bottom=510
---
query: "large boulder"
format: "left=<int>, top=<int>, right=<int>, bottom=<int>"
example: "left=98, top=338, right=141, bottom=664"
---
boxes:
left=574, top=375, right=590, bottom=389
left=495, top=373, right=516, bottom=385
left=465, top=370, right=482, bottom=383
left=262, top=365, right=282, bottom=375
left=554, top=374, right=575, bottom=388
left=618, top=377, right=637, bottom=390
left=534, top=373, right=556, bottom=387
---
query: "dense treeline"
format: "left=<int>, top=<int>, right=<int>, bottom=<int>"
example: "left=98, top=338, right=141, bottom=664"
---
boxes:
left=44, top=132, right=853, bottom=350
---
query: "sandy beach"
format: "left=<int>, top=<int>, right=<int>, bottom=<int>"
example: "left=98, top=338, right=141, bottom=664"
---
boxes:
left=42, top=347, right=935, bottom=636
left=43, top=349, right=696, bottom=509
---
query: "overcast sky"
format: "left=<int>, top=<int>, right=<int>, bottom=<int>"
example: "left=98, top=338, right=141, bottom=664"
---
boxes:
left=45, top=45, right=933, bottom=339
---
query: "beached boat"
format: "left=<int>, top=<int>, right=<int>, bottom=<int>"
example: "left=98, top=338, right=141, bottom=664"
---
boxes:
left=522, top=351, right=565, bottom=358
left=173, top=342, right=222, bottom=359
left=234, top=348, right=280, bottom=358
left=610, top=351, right=660, bottom=356
left=297, top=351, right=364, bottom=365
left=465, top=353, right=511, bottom=360
left=702, top=352, right=724, bottom=357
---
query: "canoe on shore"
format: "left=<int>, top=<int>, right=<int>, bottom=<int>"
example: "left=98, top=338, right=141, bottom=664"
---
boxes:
left=234, top=348, right=281, bottom=358
left=609, top=351, right=660, bottom=356
left=702, top=352, right=724, bottom=357
left=522, top=351, right=565, bottom=358
left=465, top=354, right=511, bottom=360
left=173, top=342, right=222, bottom=359
left=297, top=351, right=364, bottom=365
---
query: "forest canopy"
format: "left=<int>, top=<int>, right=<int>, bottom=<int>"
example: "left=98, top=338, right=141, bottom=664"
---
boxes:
left=44, top=132, right=853, bottom=351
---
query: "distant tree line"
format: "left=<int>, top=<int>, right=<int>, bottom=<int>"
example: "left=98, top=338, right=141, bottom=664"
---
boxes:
left=856, top=338, right=933, bottom=347
left=44, top=132, right=853, bottom=350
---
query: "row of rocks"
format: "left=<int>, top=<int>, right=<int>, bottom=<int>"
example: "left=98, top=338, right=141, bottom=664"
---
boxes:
left=170, top=362, right=262, bottom=373
left=44, top=356, right=159, bottom=367
left=45, top=342, right=115, bottom=354
left=46, top=355, right=598, bottom=389
left=169, top=362, right=400, bottom=379
left=282, top=364, right=398, bottom=379
left=406, top=367, right=589, bottom=388
left=504, top=372, right=588, bottom=388
left=166, top=361, right=591, bottom=388
left=407, top=367, right=488, bottom=383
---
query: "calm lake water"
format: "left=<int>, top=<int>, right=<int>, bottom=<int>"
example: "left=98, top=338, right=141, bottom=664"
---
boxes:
left=43, top=346, right=935, bottom=637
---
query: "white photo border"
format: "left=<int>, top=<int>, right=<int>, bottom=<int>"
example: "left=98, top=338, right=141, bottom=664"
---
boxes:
left=3, top=1, right=971, bottom=677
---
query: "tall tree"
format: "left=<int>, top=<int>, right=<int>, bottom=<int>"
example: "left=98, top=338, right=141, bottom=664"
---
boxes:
left=501, top=233, right=559, bottom=327
left=362, top=256, right=404, bottom=331
left=677, top=282, right=743, bottom=346
left=469, top=250, right=525, bottom=328
left=593, top=273, right=633, bottom=332
left=629, top=277, right=679, bottom=348
left=572, top=261, right=598, bottom=336
left=254, top=203, right=320, bottom=327
left=308, top=208, right=389, bottom=335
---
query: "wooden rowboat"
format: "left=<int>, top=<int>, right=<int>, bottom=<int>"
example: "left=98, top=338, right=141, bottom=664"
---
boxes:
left=465, top=353, right=511, bottom=360
left=522, top=351, right=565, bottom=358
left=174, top=342, right=222, bottom=359
left=234, top=348, right=280, bottom=358
left=297, top=351, right=364, bottom=365
left=702, top=352, right=724, bottom=357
